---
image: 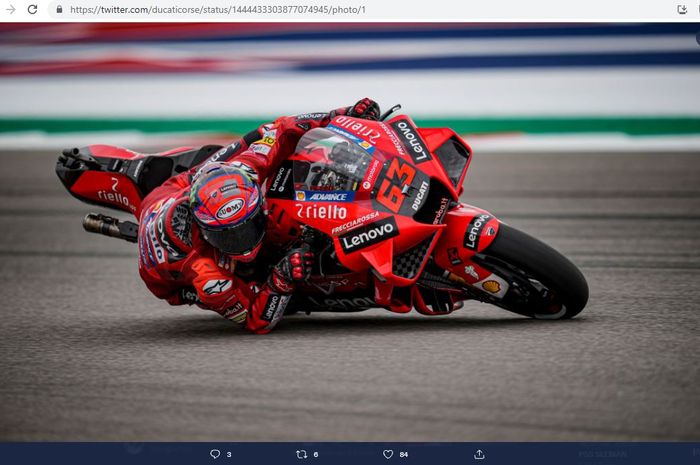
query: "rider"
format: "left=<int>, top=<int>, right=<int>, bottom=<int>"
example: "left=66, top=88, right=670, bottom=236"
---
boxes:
left=137, top=98, right=381, bottom=334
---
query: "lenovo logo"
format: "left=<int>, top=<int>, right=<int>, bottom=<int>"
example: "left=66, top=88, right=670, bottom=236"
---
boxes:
left=390, top=119, right=432, bottom=164
left=339, top=217, right=399, bottom=253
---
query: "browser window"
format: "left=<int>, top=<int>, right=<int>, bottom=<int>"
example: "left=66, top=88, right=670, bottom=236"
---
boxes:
left=0, top=3, right=699, bottom=464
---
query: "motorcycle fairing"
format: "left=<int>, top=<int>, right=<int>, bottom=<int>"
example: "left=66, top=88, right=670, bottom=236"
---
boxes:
left=432, top=204, right=510, bottom=298
left=69, top=170, right=142, bottom=214
left=297, top=271, right=370, bottom=296
left=418, top=127, right=472, bottom=195
left=266, top=116, right=464, bottom=288
left=56, top=144, right=222, bottom=215
left=288, top=290, right=377, bottom=313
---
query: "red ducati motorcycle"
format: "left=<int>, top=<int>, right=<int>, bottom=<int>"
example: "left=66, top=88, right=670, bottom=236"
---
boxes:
left=56, top=110, right=588, bottom=320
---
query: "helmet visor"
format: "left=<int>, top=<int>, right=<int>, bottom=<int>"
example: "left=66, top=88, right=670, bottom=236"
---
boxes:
left=199, top=205, right=266, bottom=256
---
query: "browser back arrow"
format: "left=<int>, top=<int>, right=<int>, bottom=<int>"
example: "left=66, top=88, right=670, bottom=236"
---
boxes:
left=6, top=5, right=16, bottom=14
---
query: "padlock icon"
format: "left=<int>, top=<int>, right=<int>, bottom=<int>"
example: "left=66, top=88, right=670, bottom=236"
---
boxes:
left=56, top=5, right=63, bottom=13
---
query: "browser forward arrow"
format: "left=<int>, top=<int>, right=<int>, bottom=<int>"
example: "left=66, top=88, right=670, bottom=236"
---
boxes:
left=6, top=5, right=16, bottom=14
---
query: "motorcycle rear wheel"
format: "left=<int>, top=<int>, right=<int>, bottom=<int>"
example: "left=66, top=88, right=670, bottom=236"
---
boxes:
left=473, top=223, right=589, bottom=319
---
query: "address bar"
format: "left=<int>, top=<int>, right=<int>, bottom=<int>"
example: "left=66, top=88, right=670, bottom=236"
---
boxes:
left=58, top=3, right=368, bottom=18
left=4, top=0, right=697, bottom=22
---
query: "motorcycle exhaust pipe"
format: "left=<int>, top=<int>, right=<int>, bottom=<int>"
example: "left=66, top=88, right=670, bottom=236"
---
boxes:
left=82, top=213, right=139, bottom=243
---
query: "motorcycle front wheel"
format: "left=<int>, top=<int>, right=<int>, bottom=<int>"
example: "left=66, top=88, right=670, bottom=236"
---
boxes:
left=472, top=223, right=589, bottom=319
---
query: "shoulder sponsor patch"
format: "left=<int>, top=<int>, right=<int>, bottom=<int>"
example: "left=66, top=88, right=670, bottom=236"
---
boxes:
left=250, top=143, right=272, bottom=155
left=260, top=135, right=276, bottom=146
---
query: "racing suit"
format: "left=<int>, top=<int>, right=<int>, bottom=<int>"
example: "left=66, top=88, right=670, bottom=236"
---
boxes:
left=137, top=104, right=370, bottom=334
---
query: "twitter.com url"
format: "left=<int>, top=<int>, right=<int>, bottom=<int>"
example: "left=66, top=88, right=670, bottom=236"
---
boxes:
left=66, top=4, right=368, bottom=16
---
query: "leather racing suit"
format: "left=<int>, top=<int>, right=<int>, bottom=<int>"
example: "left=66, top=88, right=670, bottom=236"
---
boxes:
left=136, top=105, right=367, bottom=334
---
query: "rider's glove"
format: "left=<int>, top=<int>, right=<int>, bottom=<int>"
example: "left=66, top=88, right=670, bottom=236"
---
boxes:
left=269, top=245, right=314, bottom=294
left=347, top=98, right=381, bottom=121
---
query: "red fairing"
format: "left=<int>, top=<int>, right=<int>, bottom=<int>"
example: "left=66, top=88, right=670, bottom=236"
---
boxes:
left=87, top=144, right=193, bottom=159
left=418, top=127, right=472, bottom=195
left=70, top=171, right=141, bottom=214
left=157, top=147, right=196, bottom=157
left=266, top=114, right=456, bottom=288
left=297, top=272, right=370, bottom=295
left=432, top=204, right=501, bottom=285
left=61, top=144, right=197, bottom=216
left=87, top=144, right=144, bottom=160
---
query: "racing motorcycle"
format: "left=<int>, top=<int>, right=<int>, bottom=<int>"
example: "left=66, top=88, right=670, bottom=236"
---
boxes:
left=56, top=108, right=588, bottom=320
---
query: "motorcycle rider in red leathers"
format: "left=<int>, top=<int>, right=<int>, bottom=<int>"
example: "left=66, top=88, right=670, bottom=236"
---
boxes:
left=137, top=98, right=381, bottom=334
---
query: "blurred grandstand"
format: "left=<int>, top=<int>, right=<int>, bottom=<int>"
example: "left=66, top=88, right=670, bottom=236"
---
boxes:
left=0, top=23, right=699, bottom=150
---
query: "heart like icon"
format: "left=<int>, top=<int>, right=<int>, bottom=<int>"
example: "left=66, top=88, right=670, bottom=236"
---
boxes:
left=383, top=450, right=394, bottom=459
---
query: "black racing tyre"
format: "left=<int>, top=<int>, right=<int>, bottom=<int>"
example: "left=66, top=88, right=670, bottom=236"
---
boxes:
left=474, top=223, right=589, bottom=319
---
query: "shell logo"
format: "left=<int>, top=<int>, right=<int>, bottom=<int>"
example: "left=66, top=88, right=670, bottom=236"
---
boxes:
left=482, top=280, right=501, bottom=294
left=295, top=191, right=306, bottom=201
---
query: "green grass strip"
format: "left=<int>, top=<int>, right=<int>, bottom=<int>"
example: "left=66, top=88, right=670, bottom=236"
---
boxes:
left=424, top=117, right=700, bottom=136
left=1, top=117, right=699, bottom=136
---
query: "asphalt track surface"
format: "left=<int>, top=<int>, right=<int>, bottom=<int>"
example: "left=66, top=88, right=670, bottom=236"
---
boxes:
left=0, top=149, right=699, bottom=441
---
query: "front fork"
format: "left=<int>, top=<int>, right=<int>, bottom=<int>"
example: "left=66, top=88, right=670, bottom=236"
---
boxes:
left=432, top=204, right=511, bottom=300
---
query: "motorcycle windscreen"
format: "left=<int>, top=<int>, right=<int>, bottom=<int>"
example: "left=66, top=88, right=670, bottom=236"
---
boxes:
left=292, top=127, right=380, bottom=193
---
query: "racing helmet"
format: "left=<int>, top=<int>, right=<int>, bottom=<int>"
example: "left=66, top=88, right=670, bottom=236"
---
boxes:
left=189, top=162, right=265, bottom=261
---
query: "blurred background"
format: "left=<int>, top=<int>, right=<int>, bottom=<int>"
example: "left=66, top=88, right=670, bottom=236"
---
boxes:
left=1, top=22, right=699, bottom=151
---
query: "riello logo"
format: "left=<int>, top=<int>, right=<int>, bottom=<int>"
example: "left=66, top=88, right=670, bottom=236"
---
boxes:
left=98, top=189, right=132, bottom=210
left=295, top=203, right=347, bottom=220
left=339, top=216, right=399, bottom=253
left=98, top=176, right=135, bottom=212
left=334, top=115, right=382, bottom=143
